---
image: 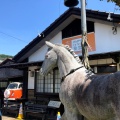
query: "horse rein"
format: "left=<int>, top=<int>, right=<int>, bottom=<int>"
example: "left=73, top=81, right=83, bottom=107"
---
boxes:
left=61, top=66, right=84, bottom=82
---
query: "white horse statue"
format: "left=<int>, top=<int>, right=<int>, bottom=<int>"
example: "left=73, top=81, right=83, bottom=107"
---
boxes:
left=41, top=41, right=120, bottom=120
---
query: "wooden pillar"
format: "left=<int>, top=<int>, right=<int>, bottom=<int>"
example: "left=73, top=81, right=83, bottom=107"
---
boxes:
left=22, top=68, right=28, bottom=99
left=116, top=57, right=120, bottom=71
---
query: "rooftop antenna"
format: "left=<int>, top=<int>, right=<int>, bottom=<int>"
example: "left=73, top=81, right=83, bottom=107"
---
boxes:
left=38, top=30, right=41, bottom=37
left=38, top=30, right=44, bottom=37
left=107, top=12, right=113, bottom=21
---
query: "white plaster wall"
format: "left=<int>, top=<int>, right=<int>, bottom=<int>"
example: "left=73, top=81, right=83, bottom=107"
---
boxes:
left=28, top=32, right=62, bottom=89
left=29, top=32, right=62, bottom=62
left=28, top=23, right=120, bottom=89
left=28, top=66, right=37, bottom=89
left=89, top=23, right=120, bottom=55
left=29, top=23, right=120, bottom=60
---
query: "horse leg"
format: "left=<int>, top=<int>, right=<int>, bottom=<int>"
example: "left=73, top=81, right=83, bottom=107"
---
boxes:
left=61, top=112, right=67, bottom=120
left=114, top=111, right=120, bottom=120
left=108, top=117, right=119, bottom=120
left=111, top=105, right=120, bottom=120
left=61, top=108, right=83, bottom=120
left=112, top=101, right=120, bottom=120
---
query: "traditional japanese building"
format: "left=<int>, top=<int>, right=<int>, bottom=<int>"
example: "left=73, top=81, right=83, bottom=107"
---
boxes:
left=0, top=59, right=23, bottom=91
left=1, top=8, right=120, bottom=101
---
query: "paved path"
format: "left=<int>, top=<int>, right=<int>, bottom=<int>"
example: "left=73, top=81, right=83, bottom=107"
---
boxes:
left=2, top=115, right=37, bottom=120
left=2, top=116, right=24, bottom=120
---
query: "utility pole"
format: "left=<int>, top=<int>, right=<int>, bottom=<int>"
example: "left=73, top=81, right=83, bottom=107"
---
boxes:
left=81, top=0, right=87, bottom=35
left=64, top=0, right=91, bottom=70
left=80, top=0, right=91, bottom=70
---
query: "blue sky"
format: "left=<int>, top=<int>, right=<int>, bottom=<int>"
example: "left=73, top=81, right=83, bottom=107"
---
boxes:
left=0, top=0, right=119, bottom=56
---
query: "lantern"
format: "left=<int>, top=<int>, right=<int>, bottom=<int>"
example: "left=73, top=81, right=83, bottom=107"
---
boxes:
left=64, top=0, right=79, bottom=7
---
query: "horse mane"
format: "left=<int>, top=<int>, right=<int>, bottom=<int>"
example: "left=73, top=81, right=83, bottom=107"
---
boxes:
left=55, top=44, right=82, bottom=64
left=55, top=43, right=94, bottom=76
left=62, top=44, right=94, bottom=76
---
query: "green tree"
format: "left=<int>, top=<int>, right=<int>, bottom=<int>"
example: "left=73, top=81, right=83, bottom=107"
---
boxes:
left=100, top=0, right=120, bottom=6
left=0, top=54, right=13, bottom=60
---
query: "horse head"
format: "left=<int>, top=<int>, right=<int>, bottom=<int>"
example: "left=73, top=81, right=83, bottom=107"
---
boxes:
left=41, top=41, right=83, bottom=79
left=40, top=41, right=58, bottom=76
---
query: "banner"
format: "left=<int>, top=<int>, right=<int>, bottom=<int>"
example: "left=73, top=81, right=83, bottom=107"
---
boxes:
left=62, top=32, right=96, bottom=55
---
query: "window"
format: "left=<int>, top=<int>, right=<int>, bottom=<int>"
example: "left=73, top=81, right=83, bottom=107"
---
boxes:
left=45, top=74, right=53, bottom=93
left=36, top=71, right=44, bottom=93
left=97, top=65, right=117, bottom=74
left=0, top=81, right=7, bottom=88
left=62, top=19, right=94, bottom=39
left=7, top=83, right=18, bottom=89
left=55, top=70, right=61, bottom=93
left=18, top=84, right=23, bottom=89
left=35, top=69, right=61, bottom=94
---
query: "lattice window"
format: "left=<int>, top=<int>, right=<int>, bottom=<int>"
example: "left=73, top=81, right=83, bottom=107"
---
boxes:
left=45, top=74, right=53, bottom=93
left=35, top=69, right=61, bottom=94
left=0, top=81, right=7, bottom=88
left=36, top=71, right=44, bottom=92
left=54, top=69, right=61, bottom=93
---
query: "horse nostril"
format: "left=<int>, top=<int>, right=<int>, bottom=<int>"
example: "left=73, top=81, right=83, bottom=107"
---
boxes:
left=45, top=54, right=48, bottom=58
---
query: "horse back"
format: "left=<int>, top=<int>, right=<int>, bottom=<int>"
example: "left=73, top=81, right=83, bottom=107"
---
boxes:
left=60, top=70, right=120, bottom=119
left=73, top=71, right=120, bottom=119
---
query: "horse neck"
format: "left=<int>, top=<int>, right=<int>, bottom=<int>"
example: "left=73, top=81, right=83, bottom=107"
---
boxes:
left=57, top=53, right=82, bottom=79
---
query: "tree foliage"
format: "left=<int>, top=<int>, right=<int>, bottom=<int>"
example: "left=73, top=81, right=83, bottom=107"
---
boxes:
left=0, top=54, right=13, bottom=60
left=109, top=0, right=120, bottom=6
left=101, top=0, right=120, bottom=6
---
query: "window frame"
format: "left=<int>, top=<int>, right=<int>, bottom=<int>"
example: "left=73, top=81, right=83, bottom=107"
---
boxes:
left=62, top=19, right=94, bottom=39
left=0, top=81, right=8, bottom=89
left=91, top=64, right=117, bottom=74
left=34, top=68, right=60, bottom=96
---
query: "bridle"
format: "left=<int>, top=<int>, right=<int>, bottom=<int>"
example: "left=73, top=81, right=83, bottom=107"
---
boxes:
left=61, top=66, right=84, bottom=82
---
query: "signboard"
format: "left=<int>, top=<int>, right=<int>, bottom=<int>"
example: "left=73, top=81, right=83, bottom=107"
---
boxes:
left=62, top=32, right=96, bottom=55
left=72, top=38, right=81, bottom=52
left=48, top=100, right=61, bottom=108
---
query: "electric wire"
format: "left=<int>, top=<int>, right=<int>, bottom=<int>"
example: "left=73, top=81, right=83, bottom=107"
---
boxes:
left=0, top=31, right=29, bottom=55
left=0, top=31, right=28, bottom=43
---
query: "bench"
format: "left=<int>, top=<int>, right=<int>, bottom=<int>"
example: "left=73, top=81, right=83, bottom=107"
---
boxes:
left=24, top=103, right=47, bottom=120
left=2, top=101, right=20, bottom=117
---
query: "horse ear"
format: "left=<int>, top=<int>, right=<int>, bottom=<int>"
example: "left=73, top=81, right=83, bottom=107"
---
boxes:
left=45, top=41, right=55, bottom=48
